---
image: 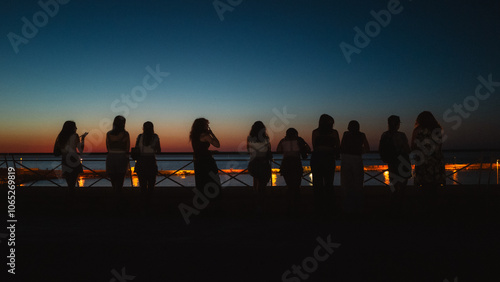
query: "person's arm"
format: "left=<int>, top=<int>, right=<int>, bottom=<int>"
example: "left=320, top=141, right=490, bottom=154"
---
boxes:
left=334, top=130, right=340, bottom=159
left=266, top=140, right=272, bottom=160
left=125, top=132, right=130, bottom=153
left=135, top=134, right=141, bottom=148
left=155, top=135, right=161, bottom=153
left=201, top=130, right=220, bottom=148
left=311, top=130, right=318, bottom=151
left=76, top=133, right=88, bottom=154
left=276, top=139, right=283, bottom=154
left=340, top=132, right=346, bottom=154
left=299, top=138, right=311, bottom=159
left=362, top=133, right=370, bottom=154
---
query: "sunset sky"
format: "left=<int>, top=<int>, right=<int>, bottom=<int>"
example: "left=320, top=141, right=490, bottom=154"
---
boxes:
left=1, top=0, right=499, bottom=153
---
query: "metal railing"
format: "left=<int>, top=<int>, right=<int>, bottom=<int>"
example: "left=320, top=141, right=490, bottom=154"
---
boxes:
left=1, top=152, right=499, bottom=188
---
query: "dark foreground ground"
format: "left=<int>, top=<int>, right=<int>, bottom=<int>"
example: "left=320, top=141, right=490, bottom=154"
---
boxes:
left=2, top=185, right=500, bottom=282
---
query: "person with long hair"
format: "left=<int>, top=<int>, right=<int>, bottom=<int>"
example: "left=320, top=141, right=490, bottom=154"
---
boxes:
left=247, top=121, right=272, bottom=211
left=135, top=121, right=161, bottom=196
left=106, top=115, right=130, bottom=194
left=340, top=120, right=370, bottom=214
left=311, top=114, right=340, bottom=215
left=277, top=128, right=311, bottom=214
left=54, top=121, right=88, bottom=189
left=411, top=111, right=445, bottom=209
left=190, top=118, right=221, bottom=193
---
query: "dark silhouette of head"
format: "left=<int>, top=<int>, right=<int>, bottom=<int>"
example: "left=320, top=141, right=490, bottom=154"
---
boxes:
left=190, top=118, right=209, bottom=142
left=111, top=115, right=126, bottom=135
left=415, top=111, right=441, bottom=130
left=348, top=120, right=360, bottom=132
left=249, top=121, right=269, bottom=142
left=318, top=114, right=334, bottom=133
left=285, top=128, right=299, bottom=139
left=57, top=121, right=77, bottom=146
left=142, top=121, right=155, bottom=146
left=388, top=115, right=401, bottom=131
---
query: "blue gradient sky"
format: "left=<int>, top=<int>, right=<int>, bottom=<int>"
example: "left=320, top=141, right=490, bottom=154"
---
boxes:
left=1, top=0, right=499, bottom=152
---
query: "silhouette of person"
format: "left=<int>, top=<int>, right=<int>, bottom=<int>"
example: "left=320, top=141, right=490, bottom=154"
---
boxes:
left=54, top=121, right=88, bottom=189
left=340, top=120, right=370, bottom=214
left=379, top=115, right=411, bottom=211
left=411, top=111, right=445, bottom=209
left=277, top=128, right=311, bottom=214
left=106, top=115, right=130, bottom=194
left=311, top=114, right=340, bottom=215
left=135, top=121, right=161, bottom=196
left=247, top=121, right=272, bottom=211
left=190, top=118, right=221, bottom=193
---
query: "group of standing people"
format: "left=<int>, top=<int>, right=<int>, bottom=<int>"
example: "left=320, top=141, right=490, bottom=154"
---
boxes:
left=54, top=110, right=446, bottom=214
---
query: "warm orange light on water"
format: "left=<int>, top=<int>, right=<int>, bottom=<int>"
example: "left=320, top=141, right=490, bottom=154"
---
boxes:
left=383, top=171, right=390, bottom=185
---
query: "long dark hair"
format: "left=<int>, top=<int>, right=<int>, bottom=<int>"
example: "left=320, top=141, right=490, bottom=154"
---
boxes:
left=415, top=111, right=441, bottom=130
left=110, top=115, right=126, bottom=135
left=57, top=121, right=76, bottom=146
left=142, top=121, right=155, bottom=146
left=190, top=118, right=209, bottom=142
left=348, top=120, right=360, bottom=132
left=318, top=114, right=334, bottom=134
left=248, top=121, right=269, bottom=143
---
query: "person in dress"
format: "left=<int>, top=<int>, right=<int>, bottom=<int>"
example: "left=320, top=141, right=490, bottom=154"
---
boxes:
left=134, top=121, right=161, bottom=196
left=190, top=118, right=221, bottom=193
left=411, top=111, right=445, bottom=210
left=247, top=121, right=272, bottom=211
left=277, top=128, right=311, bottom=214
left=54, top=121, right=87, bottom=190
left=106, top=115, right=130, bottom=194
left=311, top=114, right=340, bottom=215
left=340, top=120, right=370, bottom=214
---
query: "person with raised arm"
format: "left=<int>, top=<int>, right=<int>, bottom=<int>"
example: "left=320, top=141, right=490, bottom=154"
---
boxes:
left=190, top=118, right=221, bottom=193
left=54, top=121, right=88, bottom=190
